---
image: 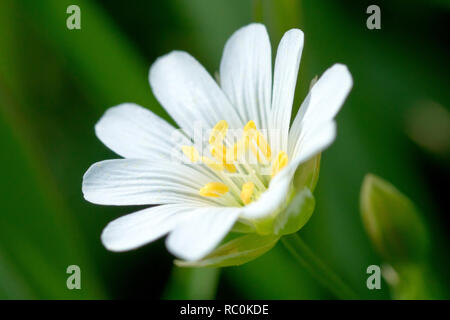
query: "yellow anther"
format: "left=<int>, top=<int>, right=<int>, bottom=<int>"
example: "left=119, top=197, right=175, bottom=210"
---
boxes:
left=199, top=182, right=229, bottom=197
left=210, top=144, right=227, bottom=163
left=244, top=120, right=256, bottom=133
left=240, top=182, right=255, bottom=205
left=181, top=146, right=199, bottom=162
left=224, top=163, right=237, bottom=173
left=201, top=156, right=224, bottom=171
left=271, top=151, right=289, bottom=178
left=255, top=132, right=271, bottom=159
left=243, top=121, right=271, bottom=162
left=209, top=120, right=228, bottom=145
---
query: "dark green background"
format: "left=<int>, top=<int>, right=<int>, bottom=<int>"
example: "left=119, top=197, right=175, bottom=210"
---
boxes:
left=0, top=0, right=449, bottom=299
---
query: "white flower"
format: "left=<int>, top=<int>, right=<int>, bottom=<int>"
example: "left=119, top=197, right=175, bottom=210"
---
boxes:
left=82, top=23, right=352, bottom=263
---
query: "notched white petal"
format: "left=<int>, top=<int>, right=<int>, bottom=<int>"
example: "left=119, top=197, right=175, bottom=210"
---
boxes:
left=288, top=121, right=337, bottom=176
left=101, top=204, right=188, bottom=252
left=220, top=23, right=272, bottom=131
left=95, top=103, right=189, bottom=160
left=166, top=208, right=240, bottom=261
left=271, top=28, right=304, bottom=154
left=149, top=51, right=243, bottom=138
left=289, top=64, right=352, bottom=157
left=82, top=159, right=218, bottom=206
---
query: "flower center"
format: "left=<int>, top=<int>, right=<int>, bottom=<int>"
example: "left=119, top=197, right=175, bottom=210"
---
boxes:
left=182, top=120, right=288, bottom=206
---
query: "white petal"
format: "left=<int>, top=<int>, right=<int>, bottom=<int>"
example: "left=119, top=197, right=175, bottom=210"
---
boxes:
left=240, top=122, right=336, bottom=221
left=287, top=121, right=337, bottom=176
left=82, top=159, right=226, bottom=206
left=288, top=64, right=352, bottom=157
left=271, top=29, right=304, bottom=155
left=101, top=204, right=190, bottom=252
left=95, top=103, right=190, bottom=161
left=149, top=51, right=243, bottom=139
left=240, top=171, right=292, bottom=220
left=166, top=207, right=240, bottom=261
left=220, top=23, right=272, bottom=131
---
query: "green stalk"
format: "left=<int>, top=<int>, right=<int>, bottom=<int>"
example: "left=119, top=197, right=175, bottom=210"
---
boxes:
left=281, top=234, right=358, bottom=299
left=163, top=267, right=220, bottom=300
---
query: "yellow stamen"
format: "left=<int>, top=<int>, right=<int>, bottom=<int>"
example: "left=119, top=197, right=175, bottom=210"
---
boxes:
left=243, top=120, right=271, bottom=162
left=230, top=139, right=247, bottom=161
left=210, top=144, right=227, bottom=163
left=211, top=144, right=236, bottom=172
left=232, top=143, right=239, bottom=160
left=240, top=182, right=255, bottom=205
left=201, top=156, right=224, bottom=171
left=209, top=120, right=228, bottom=145
left=225, top=164, right=237, bottom=173
left=243, top=120, right=256, bottom=133
left=271, top=151, right=288, bottom=178
left=249, top=141, right=262, bottom=162
left=255, top=132, right=271, bottom=159
left=181, top=146, right=199, bottom=162
left=199, top=182, right=229, bottom=197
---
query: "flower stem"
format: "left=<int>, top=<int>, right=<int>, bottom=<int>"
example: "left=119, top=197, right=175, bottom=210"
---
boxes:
left=281, top=233, right=359, bottom=299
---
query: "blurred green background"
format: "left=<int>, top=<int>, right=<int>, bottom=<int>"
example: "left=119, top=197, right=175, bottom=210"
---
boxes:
left=0, top=0, right=449, bottom=299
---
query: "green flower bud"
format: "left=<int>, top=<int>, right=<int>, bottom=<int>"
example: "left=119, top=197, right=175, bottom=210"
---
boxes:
left=360, top=174, right=429, bottom=267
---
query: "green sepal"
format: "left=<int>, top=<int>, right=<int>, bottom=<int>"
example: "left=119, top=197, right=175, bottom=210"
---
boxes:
left=174, top=234, right=280, bottom=268
left=274, top=187, right=315, bottom=236
left=293, top=153, right=321, bottom=192
left=231, top=220, right=256, bottom=233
